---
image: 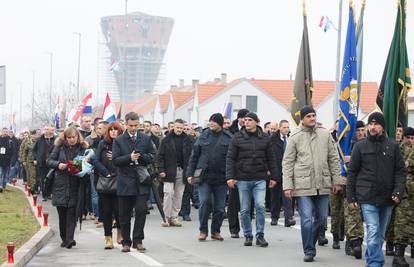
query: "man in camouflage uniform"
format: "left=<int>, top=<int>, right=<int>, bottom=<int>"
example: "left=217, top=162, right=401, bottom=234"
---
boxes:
left=343, top=121, right=366, bottom=259
left=391, top=127, right=414, bottom=266
left=19, top=130, right=38, bottom=195
left=386, top=124, right=410, bottom=257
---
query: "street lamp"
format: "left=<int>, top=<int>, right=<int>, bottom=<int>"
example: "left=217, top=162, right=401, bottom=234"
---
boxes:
left=73, top=32, right=81, bottom=102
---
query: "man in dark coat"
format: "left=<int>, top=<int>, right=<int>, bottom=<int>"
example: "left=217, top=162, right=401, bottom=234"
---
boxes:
left=347, top=112, right=406, bottom=267
left=33, top=125, right=56, bottom=199
left=226, top=112, right=278, bottom=247
left=157, top=119, right=194, bottom=227
left=0, top=127, right=17, bottom=192
left=269, top=120, right=295, bottom=227
left=112, top=112, right=156, bottom=253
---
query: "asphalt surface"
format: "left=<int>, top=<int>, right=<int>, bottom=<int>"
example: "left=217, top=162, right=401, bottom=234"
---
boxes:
left=27, top=201, right=414, bottom=267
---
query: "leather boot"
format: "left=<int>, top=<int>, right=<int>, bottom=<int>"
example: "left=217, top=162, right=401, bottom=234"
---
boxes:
left=351, top=239, right=362, bottom=259
left=386, top=242, right=395, bottom=256
left=392, top=244, right=409, bottom=267
left=345, top=240, right=352, bottom=256
left=332, top=234, right=340, bottom=249
left=318, top=232, right=328, bottom=246
left=116, top=229, right=123, bottom=245
left=105, top=236, right=114, bottom=249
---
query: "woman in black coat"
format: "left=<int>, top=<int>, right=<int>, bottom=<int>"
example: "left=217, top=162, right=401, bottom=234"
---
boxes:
left=47, top=127, right=89, bottom=249
left=93, top=121, right=123, bottom=249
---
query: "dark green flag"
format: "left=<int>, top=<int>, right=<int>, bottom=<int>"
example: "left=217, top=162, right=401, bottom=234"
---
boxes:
left=381, top=0, right=411, bottom=139
left=290, top=12, right=313, bottom=125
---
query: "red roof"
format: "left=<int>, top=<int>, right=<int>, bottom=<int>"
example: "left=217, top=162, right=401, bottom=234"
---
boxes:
left=171, top=90, right=193, bottom=109
left=159, top=93, right=170, bottom=112
left=198, top=84, right=227, bottom=104
left=136, top=96, right=157, bottom=115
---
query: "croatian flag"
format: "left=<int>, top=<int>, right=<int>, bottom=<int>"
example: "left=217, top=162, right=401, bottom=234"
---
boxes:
left=67, top=93, right=93, bottom=123
left=54, top=96, right=61, bottom=128
left=319, top=16, right=333, bottom=32
left=222, top=101, right=233, bottom=120
left=102, top=93, right=116, bottom=123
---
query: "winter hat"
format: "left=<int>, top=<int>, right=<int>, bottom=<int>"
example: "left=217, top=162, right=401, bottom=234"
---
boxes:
left=356, top=120, right=365, bottom=129
left=237, top=109, right=250, bottom=119
left=368, top=112, right=385, bottom=129
left=209, top=113, right=224, bottom=127
left=245, top=112, right=260, bottom=123
left=300, top=106, right=316, bottom=120
left=403, top=127, right=414, bottom=137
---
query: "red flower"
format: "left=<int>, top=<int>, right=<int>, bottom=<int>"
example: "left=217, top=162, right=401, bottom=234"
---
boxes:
left=67, top=160, right=80, bottom=175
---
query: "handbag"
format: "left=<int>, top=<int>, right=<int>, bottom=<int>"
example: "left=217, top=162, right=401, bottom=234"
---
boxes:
left=192, top=168, right=203, bottom=184
left=136, top=165, right=153, bottom=186
left=96, top=174, right=117, bottom=193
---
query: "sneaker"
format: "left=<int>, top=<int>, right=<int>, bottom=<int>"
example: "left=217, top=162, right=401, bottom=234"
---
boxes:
left=256, top=236, right=269, bottom=247
left=270, top=218, right=278, bottom=226
left=303, top=255, right=314, bottom=262
left=169, top=218, right=182, bottom=227
left=244, top=236, right=253, bottom=246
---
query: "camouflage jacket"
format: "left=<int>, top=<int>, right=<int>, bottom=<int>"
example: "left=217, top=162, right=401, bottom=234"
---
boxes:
left=20, top=138, right=35, bottom=165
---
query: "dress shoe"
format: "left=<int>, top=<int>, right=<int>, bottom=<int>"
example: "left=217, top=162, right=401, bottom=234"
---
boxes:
left=121, top=245, right=130, bottom=252
left=198, top=232, right=207, bottom=241
left=256, top=236, right=269, bottom=247
left=270, top=218, right=278, bottom=226
left=284, top=218, right=296, bottom=227
left=303, top=255, right=314, bottom=262
left=211, top=233, right=224, bottom=241
left=135, top=243, right=146, bottom=253
left=60, top=241, right=68, bottom=248
left=244, top=236, right=253, bottom=246
left=65, top=240, right=76, bottom=249
left=182, top=215, right=191, bottom=221
left=230, top=233, right=239, bottom=239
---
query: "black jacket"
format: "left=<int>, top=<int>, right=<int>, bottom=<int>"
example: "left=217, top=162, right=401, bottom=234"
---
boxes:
left=226, top=126, right=278, bottom=182
left=229, top=119, right=241, bottom=134
left=0, top=136, right=17, bottom=167
left=157, top=132, right=193, bottom=183
left=150, top=134, right=160, bottom=149
left=33, top=135, right=56, bottom=167
left=269, top=130, right=287, bottom=182
left=347, top=134, right=406, bottom=206
left=112, top=131, right=155, bottom=196
left=93, top=139, right=117, bottom=178
left=187, top=128, right=232, bottom=184
left=47, top=139, right=88, bottom=207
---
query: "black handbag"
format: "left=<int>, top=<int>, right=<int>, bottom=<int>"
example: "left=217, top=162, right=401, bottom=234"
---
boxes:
left=136, top=165, right=152, bottom=186
left=96, top=174, right=117, bottom=193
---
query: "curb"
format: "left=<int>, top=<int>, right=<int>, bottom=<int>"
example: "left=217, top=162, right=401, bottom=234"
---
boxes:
left=1, top=183, right=54, bottom=267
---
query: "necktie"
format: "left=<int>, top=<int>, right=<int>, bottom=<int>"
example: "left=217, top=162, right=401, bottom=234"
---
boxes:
left=131, top=135, right=136, bottom=144
left=283, top=135, right=287, bottom=151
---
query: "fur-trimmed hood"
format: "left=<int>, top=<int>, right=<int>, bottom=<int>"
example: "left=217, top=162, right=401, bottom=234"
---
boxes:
left=54, top=137, right=89, bottom=149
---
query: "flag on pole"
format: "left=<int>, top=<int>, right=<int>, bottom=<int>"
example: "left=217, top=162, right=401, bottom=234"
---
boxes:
left=9, top=112, right=16, bottom=133
left=54, top=96, right=61, bottom=129
left=222, top=101, right=233, bottom=120
left=67, top=93, right=93, bottom=123
left=102, top=93, right=116, bottom=123
left=319, top=16, right=337, bottom=32
left=356, top=0, right=365, bottom=116
left=290, top=1, right=313, bottom=125
left=379, top=0, right=411, bottom=139
left=337, top=3, right=358, bottom=176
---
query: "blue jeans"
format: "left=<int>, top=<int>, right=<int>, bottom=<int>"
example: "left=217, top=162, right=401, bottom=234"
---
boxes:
left=360, top=204, right=394, bottom=267
left=297, top=195, right=329, bottom=256
left=8, top=162, right=18, bottom=181
left=90, top=174, right=100, bottom=218
left=237, top=180, right=266, bottom=238
left=0, top=166, right=10, bottom=189
left=198, top=182, right=227, bottom=234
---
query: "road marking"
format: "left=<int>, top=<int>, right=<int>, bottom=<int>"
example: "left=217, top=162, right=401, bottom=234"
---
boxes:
left=86, top=228, right=163, bottom=266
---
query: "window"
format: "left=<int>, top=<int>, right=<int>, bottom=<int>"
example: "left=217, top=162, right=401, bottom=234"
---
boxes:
left=246, top=95, right=257, bottom=112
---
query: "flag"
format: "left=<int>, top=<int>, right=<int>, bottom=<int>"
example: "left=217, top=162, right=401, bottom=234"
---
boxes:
left=102, top=93, right=116, bottom=123
left=356, top=1, right=365, bottom=116
left=290, top=8, right=313, bottom=125
left=337, top=4, right=358, bottom=176
left=9, top=112, right=16, bottom=133
left=222, top=101, right=233, bottom=120
left=380, top=0, right=411, bottom=139
left=54, top=96, right=61, bottom=128
left=110, top=58, right=120, bottom=72
left=83, top=93, right=93, bottom=114
left=67, top=93, right=93, bottom=123
left=319, top=16, right=336, bottom=32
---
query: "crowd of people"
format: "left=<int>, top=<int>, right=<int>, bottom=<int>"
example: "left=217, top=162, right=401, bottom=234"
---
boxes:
left=0, top=106, right=413, bottom=267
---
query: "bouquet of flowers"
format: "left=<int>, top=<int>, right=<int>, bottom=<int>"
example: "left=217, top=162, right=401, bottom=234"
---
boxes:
left=67, top=149, right=95, bottom=177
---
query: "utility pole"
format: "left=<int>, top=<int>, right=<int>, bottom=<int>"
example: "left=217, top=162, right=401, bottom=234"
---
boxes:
left=334, top=0, right=343, bottom=123
left=74, top=32, right=81, bottom=102
left=121, top=0, right=128, bottom=118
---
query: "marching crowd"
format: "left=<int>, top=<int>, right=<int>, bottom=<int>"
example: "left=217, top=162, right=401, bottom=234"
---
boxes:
left=0, top=106, right=413, bottom=267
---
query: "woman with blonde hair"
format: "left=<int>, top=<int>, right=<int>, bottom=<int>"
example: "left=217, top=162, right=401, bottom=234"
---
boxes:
left=47, top=127, right=89, bottom=249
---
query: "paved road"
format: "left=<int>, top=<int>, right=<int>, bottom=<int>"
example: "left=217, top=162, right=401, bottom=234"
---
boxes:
left=28, top=201, right=414, bottom=267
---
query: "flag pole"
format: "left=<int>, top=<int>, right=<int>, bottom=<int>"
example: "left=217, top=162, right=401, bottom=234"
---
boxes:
left=334, top=0, right=343, bottom=124
left=303, top=0, right=306, bottom=17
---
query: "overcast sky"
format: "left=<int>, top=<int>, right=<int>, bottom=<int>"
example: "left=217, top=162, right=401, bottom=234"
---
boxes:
left=0, top=0, right=413, bottom=115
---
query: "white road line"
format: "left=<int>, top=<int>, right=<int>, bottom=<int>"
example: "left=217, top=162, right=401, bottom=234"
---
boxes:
left=86, top=228, right=163, bottom=266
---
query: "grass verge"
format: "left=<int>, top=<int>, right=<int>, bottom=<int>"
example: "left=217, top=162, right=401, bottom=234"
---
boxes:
left=0, top=186, right=40, bottom=264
